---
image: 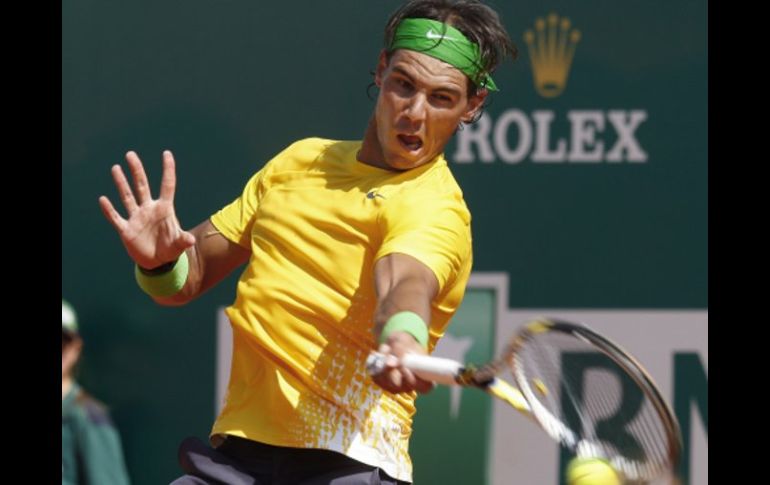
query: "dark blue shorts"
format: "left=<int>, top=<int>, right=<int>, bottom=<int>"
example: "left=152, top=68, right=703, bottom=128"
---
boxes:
left=170, top=435, right=407, bottom=485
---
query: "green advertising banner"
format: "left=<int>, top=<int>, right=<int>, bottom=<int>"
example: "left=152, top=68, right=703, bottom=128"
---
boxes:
left=409, top=289, right=497, bottom=484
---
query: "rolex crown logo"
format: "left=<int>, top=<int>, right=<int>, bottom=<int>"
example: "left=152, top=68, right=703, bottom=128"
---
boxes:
left=524, top=13, right=581, bottom=98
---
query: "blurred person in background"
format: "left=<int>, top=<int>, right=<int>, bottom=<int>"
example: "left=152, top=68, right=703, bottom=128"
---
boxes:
left=62, top=299, right=131, bottom=485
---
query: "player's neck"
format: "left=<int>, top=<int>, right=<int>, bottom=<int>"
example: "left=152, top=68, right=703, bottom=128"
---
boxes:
left=358, top=115, right=387, bottom=170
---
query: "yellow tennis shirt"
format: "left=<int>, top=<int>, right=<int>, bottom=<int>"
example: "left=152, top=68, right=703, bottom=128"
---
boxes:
left=209, top=138, right=472, bottom=481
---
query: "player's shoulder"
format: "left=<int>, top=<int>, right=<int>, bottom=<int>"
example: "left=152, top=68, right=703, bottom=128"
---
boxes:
left=429, top=160, right=464, bottom=195
left=402, top=158, right=466, bottom=202
left=285, top=137, right=359, bottom=160
left=384, top=161, right=470, bottom=222
left=270, top=137, right=360, bottom=170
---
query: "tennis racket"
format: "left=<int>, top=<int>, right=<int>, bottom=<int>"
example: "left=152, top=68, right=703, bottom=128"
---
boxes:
left=366, top=317, right=682, bottom=483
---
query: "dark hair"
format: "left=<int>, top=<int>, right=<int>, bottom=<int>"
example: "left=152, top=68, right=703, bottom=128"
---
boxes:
left=383, top=0, right=518, bottom=103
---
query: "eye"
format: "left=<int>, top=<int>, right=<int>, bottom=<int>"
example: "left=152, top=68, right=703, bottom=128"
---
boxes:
left=431, top=93, right=454, bottom=105
left=396, top=78, right=412, bottom=90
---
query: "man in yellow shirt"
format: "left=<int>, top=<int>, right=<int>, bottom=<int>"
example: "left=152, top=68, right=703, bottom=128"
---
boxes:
left=99, top=1, right=516, bottom=483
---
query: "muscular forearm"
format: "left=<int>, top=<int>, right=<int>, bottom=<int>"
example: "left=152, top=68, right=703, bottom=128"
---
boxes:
left=372, top=253, right=439, bottom=343
left=373, top=276, right=433, bottom=340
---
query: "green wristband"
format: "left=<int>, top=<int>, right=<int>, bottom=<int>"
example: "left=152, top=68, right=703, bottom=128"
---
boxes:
left=134, top=252, right=189, bottom=297
left=379, top=311, right=429, bottom=349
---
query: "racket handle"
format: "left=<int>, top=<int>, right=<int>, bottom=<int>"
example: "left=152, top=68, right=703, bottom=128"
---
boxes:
left=366, top=352, right=464, bottom=386
left=400, top=353, right=464, bottom=386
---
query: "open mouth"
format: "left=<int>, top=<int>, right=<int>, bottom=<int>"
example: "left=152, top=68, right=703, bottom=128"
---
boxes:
left=397, top=134, right=423, bottom=151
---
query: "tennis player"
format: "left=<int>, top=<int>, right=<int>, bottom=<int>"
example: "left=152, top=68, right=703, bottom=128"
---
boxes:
left=99, top=1, right=516, bottom=483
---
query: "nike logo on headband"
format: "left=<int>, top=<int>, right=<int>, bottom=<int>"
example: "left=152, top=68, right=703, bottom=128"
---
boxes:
left=426, top=29, right=460, bottom=42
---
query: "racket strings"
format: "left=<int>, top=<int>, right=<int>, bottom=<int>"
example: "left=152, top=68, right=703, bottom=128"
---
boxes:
left=514, top=333, right=579, bottom=446
left=582, top=371, right=622, bottom=442
left=583, top=369, right=653, bottom=461
left=511, top=328, right=676, bottom=481
left=585, top=367, right=671, bottom=474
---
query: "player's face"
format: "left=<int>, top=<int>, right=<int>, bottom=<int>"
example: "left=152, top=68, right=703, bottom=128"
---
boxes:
left=62, top=333, right=82, bottom=379
left=369, top=49, right=486, bottom=171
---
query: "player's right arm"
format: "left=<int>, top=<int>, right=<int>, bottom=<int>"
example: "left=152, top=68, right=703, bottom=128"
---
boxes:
left=99, top=150, right=250, bottom=306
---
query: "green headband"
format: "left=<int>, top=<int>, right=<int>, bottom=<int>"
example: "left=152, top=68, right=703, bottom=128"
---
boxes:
left=389, top=18, right=498, bottom=91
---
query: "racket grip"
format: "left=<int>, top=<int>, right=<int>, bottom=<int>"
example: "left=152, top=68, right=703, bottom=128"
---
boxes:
left=365, top=352, right=464, bottom=386
left=401, top=353, right=464, bottom=386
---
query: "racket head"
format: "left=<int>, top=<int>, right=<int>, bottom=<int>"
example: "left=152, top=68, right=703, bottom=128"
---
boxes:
left=498, top=318, right=682, bottom=483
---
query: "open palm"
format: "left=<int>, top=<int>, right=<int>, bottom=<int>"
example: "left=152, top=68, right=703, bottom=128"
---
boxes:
left=99, top=150, right=196, bottom=270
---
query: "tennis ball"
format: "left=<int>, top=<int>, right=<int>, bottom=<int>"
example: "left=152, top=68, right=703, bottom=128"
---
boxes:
left=566, top=457, right=621, bottom=485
